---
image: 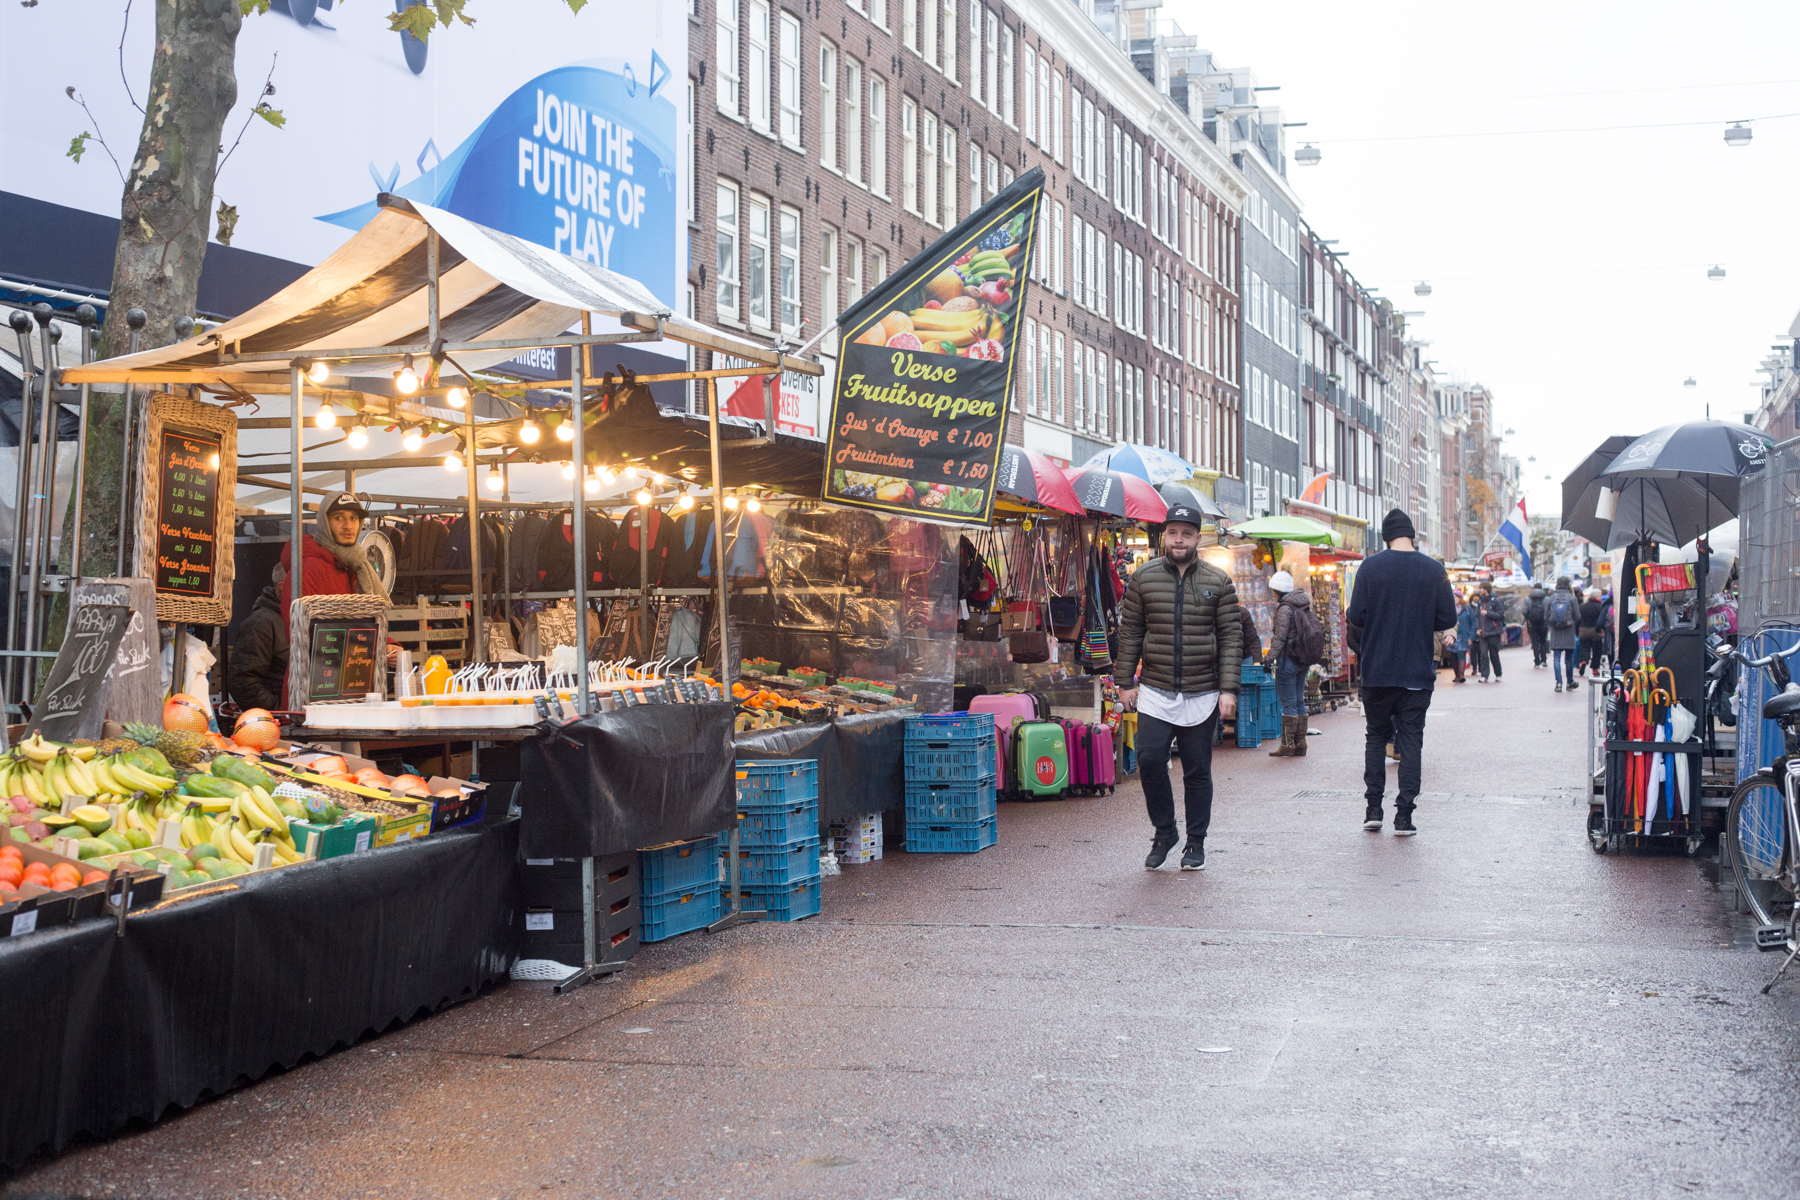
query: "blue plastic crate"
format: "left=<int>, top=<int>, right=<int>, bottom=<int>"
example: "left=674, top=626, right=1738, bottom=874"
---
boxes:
left=1258, top=679, right=1284, bottom=738
left=904, top=736, right=1000, bottom=783
left=905, top=712, right=995, bottom=737
left=905, top=815, right=999, bottom=854
left=1236, top=681, right=1267, bottom=747
left=725, top=798, right=820, bottom=847
left=1240, top=662, right=1268, bottom=685
left=641, top=882, right=720, bottom=942
left=735, top=759, right=820, bottom=807
left=904, top=779, right=997, bottom=824
left=724, top=836, right=821, bottom=887
left=639, top=836, right=721, bottom=898
left=734, top=877, right=822, bottom=922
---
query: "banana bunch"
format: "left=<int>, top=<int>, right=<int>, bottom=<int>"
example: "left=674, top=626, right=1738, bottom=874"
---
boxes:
left=0, top=735, right=177, bottom=813
left=178, top=787, right=302, bottom=866
left=908, top=305, right=990, bottom=349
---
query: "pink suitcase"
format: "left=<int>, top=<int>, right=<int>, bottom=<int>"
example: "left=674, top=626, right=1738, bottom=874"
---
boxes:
left=970, top=693, right=1037, bottom=786
left=1087, top=723, right=1116, bottom=794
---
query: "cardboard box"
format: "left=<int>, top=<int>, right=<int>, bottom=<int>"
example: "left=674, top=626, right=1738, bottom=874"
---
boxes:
left=289, top=812, right=381, bottom=860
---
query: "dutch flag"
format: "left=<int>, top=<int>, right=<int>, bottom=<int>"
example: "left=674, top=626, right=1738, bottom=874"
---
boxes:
left=1499, top=500, right=1532, bottom=579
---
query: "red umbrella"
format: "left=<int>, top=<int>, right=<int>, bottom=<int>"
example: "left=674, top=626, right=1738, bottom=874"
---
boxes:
left=1061, top=466, right=1169, bottom=522
left=995, top=446, right=1085, bottom=516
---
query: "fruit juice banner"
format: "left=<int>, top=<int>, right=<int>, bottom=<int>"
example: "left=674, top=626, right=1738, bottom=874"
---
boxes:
left=822, top=168, right=1044, bottom=526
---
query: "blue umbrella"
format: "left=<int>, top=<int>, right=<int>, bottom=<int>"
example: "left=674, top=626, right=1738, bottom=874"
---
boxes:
left=1077, top=443, right=1196, bottom=485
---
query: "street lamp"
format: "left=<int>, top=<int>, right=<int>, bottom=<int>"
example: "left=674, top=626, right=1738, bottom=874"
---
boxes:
left=1708, top=265, right=1726, bottom=281
left=1295, top=143, right=1321, bottom=166
left=1684, top=377, right=1697, bottom=388
left=1724, top=122, right=1752, bottom=147
left=1414, top=281, right=1432, bottom=297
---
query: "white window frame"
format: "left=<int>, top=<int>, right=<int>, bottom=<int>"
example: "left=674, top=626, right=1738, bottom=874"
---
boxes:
left=903, top=0, right=918, bottom=52
left=846, top=236, right=864, bottom=306
left=748, top=0, right=771, bottom=133
left=1052, top=330, right=1066, bottom=423
left=685, top=78, right=697, bottom=222
left=985, top=11, right=1000, bottom=115
left=777, top=205, right=799, bottom=335
left=1022, top=45, right=1036, bottom=142
left=943, top=125, right=957, bottom=227
left=1097, top=351, right=1109, bottom=437
left=922, top=109, right=940, bottom=225
left=844, top=58, right=863, bottom=184
left=715, top=180, right=741, bottom=321
left=819, top=224, right=838, bottom=324
left=778, top=12, right=803, bottom=147
left=1002, top=27, right=1014, bottom=125
left=1052, top=200, right=1065, bottom=294
left=871, top=0, right=888, bottom=31
left=922, top=0, right=937, bottom=68
left=1023, top=317, right=1037, bottom=412
left=873, top=247, right=887, bottom=283
left=986, top=152, right=999, bottom=201
left=1037, top=57, right=1050, bottom=150
left=970, top=0, right=981, bottom=101
left=746, top=191, right=771, bottom=328
left=943, top=0, right=957, bottom=81
left=1051, top=71, right=1064, bottom=164
left=869, top=75, right=888, bottom=197
left=1038, top=323, right=1052, bottom=416
left=717, top=0, right=741, bottom=117
left=969, top=142, right=981, bottom=218
left=819, top=40, right=838, bottom=171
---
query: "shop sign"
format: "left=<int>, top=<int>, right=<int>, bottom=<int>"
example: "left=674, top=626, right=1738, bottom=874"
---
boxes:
left=1483, top=550, right=1509, bottom=568
left=822, top=169, right=1045, bottom=525
left=307, top=619, right=384, bottom=702
left=137, top=395, right=238, bottom=626
left=720, top=356, right=826, bottom=440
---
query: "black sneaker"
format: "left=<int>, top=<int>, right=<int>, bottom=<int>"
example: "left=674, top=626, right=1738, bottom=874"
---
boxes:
left=1555, top=683, right=1563, bottom=692
left=1145, top=828, right=1179, bottom=869
left=1179, top=840, right=1206, bottom=871
left=1393, top=809, right=1417, bottom=837
left=1363, top=804, right=1383, bottom=831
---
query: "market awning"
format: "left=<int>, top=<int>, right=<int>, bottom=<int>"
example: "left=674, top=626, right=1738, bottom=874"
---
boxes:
left=1227, top=514, right=1343, bottom=547
left=63, top=195, right=816, bottom=388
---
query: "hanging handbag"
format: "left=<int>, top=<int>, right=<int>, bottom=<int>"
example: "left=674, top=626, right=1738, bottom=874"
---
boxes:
left=1081, top=627, right=1113, bottom=667
left=1048, top=594, right=1084, bottom=642
left=965, top=608, right=1005, bottom=642
left=1009, top=628, right=1051, bottom=663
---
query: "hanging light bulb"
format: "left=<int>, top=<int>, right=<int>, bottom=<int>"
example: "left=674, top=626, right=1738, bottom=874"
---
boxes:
left=446, top=386, right=468, bottom=409
left=562, top=461, right=576, bottom=480
left=402, top=425, right=424, bottom=452
left=585, top=469, right=602, bottom=495
left=600, top=466, right=617, bottom=485
left=394, top=355, right=421, bottom=394
left=678, top=493, right=694, bottom=511
left=520, top=418, right=541, bottom=444
left=444, top=450, right=463, bottom=472
left=635, top=489, right=652, bottom=506
left=315, top=400, right=337, bottom=429
left=620, top=465, right=639, bottom=482
left=347, top=424, right=369, bottom=449
left=724, top=492, right=740, bottom=510
left=746, top=496, right=762, bottom=512
left=306, top=360, right=331, bottom=384
left=651, top=473, right=666, bottom=487
left=556, top=415, right=574, bottom=442
left=485, top=463, right=503, bottom=491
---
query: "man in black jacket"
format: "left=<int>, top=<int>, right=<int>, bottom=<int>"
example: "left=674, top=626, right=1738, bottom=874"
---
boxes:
left=1524, top=585, right=1549, bottom=669
left=1476, top=582, right=1507, bottom=681
left=1347, top=510, right=1458, bottom=836
left=227, top=584, right=288, bottom=712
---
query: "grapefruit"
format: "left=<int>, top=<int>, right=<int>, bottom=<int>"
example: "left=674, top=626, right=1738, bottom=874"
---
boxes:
left=232, top=709, right=282, bottom=751
left=163, top=694, right=210, bottom=734
left=886, top=332, right=923, bottom=350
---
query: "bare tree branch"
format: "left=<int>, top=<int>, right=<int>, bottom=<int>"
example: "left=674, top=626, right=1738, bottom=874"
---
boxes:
left=214, top=52, right=280, bottom=183
left=63, top=88, right=126, bottom=184
left=119, top=0, right=144, bottom=114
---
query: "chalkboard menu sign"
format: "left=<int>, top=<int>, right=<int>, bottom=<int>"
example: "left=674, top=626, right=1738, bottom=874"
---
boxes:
left=27, top=603, right=133, bottom=742
left=154, top=428, right=220, bottom=596
left=308, top=618, right=383, bottom=702
left=137, top=394, right=237, bottom=626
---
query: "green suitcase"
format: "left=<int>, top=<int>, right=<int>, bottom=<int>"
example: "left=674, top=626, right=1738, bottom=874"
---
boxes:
left=1011, top=721, right=1068, bottom=799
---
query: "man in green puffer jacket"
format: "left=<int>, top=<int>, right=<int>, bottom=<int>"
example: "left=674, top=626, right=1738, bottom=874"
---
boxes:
left=1115, top=505, right=1242, bottom=872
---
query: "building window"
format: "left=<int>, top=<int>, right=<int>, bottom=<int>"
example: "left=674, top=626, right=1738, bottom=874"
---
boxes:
left=748, top=0, right=771, bottom=132
left=921, top=0, right=937, bottom=69
left=1022, top=46, right=1037, bottom=143
left=901, top=97, right=918, bottom=213
left=985, top=11, right=999, bottom=114
left=986, top=152, right=999, bottom=201
left=903, top=0, right=917, bottom=52
left=779, top=13, right=802, bottom=146
left=1094, top=229, right=1106, bottom=316
left=1022, top=317, right=1036, bottom=412
left=943, top=126, right=957, bottom=225
left=942, top=0, right=956, bottom=81
left=1131, top=141, right=1143, bottom=221
left=1002, top=27, right=1014, bottom=125
left=685, top=79, right=696, bottom=222
left=779, top=205, right=801, bottom=333
left=872, top=247, right=887, bottom=284
left=746, top=193, right=772, bottom=327
left=1036, top=56, right=1050, bottom=152
left=869, top=75, right=887, bottom=196
left=1037, top=323, right=1052, bottom=416
left=1052, top=201, right=1064, bottom=294
left=1093, top=104, right=1105, bottom=198
left=1051, top=71, right=1063, bottom=164
left=1135, top=368, right=1146, bottom=448
left=1071, top=218, right=1085, bottom=310
left=922, top=110, right=940, bottom=225
left=1115, top=359, right=1127, bottom=441
left=1002, top=163, right=1014, bottom=187
left=819, top=42, right=838, bottom=170
left=844, top=58, right=863, bottom=184
left=715, top=181, right=741, bottom=320
left=1097, top=352, right=1109, bottom=438
left=845, top=236, right=863, bottom=306
left=1113, top=242, right=1123, bottom=326
left=970, top=1, right=981, bottom=102
left=819, top=225, right=838, bottom=323
left=1052, top=331, right=1066, bottom=423
left=717, top=0, right=740, bottom=116
left=871, top=0, right=887, bottom=31
left=969, top=143, right=981, bottom=218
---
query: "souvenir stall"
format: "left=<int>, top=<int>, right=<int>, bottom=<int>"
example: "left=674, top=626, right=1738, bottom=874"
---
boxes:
left=1219, top=513, right=1353, bottom=715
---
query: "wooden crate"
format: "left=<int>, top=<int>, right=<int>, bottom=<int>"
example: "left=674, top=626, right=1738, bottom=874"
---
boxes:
left=385, top=602, right=469, bottom=666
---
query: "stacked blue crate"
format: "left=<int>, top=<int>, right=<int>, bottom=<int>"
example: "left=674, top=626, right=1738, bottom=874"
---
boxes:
left=903, top=713, right=999, bottom=853
left=1237, top=664, right=1269, bottom=748
left=727, top=760, right=822, bottom=921
left=639, top=836, right=721, bottom=942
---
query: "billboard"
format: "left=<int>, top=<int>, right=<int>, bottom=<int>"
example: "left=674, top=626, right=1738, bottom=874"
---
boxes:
left=1, top=0, right=686, bottom=337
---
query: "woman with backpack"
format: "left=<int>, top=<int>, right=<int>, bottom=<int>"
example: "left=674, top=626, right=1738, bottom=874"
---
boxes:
left=1546, top=576, right=1581, bottom=692
left=1456, top=593, right=1483, bottom=682
left=1264, top=571, right=1321, bottom=758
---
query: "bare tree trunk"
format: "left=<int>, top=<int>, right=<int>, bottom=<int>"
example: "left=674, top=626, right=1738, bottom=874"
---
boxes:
left=64, top=0, right=242, bottom=587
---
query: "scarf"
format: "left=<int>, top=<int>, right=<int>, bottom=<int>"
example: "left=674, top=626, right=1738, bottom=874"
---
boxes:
left=313, top=517, right=392, bottom=607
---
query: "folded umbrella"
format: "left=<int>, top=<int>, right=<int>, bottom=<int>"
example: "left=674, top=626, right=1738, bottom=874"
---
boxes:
left=1560, top=435, right=1637, bottom=546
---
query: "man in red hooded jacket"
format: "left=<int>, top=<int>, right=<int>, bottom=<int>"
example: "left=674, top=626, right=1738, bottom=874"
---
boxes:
left=274, top=492, right=398, bottom=668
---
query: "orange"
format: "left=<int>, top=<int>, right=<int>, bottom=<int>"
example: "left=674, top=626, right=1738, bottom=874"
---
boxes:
left=80, top=870, right=108, bottom=885
left=51, top=864, right=81, bottom=885
left=50, top=879, right=75, bottom=891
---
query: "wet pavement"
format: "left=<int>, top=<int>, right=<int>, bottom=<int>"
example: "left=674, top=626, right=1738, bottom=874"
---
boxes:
left=8, top=647, right=1800, bottom=1199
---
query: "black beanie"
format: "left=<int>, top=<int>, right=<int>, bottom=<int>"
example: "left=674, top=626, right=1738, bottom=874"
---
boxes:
left=1381, top=508, right=1415, bottom=544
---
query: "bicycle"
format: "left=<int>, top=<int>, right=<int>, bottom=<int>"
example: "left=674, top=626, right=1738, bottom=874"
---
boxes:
left=1721, top=628, right=1800, bottom=993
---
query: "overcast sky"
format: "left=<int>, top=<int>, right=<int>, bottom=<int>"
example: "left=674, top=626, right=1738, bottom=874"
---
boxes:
left=1168, top=0, right=1800, bottom=521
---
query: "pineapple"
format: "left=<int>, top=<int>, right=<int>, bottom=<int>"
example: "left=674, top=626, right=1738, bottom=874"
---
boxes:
left=124, top=722, right=206, bottom=770
left=94, top=737, right=140, bottom=756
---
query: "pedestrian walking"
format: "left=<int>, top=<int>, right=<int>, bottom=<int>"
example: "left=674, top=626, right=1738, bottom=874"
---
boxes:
left=1524, top=585, right=1549, bottom=668
left=1440, top=623, right=1466, bottom=684
left=1577, top=589, right=1607, bottom=677
left=1346, top=509, right=1458, bottom=836
left=1264, top=571, right=1324, bottom=758
left=1115, top=504, right=1242, bottom=871
left=1456, top=593, right=1482, bottom=683
left=1546, top=576, right=1581, bottom=691
left=1477, top=582, right=1506, bottom=682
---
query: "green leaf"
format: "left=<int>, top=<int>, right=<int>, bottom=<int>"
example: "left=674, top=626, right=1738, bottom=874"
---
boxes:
left=67, top=131, right=91, bottom=163
left=239, top=0, right=271, bottom=14
left=564, top=0, right=590, bottom=12
left=215, top=202, right=240, bottom=248
left=253, top=102, right=286, bottom=129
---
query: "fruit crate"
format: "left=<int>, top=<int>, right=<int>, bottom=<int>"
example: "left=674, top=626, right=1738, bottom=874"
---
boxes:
left=640, top=881, right=721, bottom=942
left=735, top=759, right=820, bottom=807
left=639, top=836, right=722, bottom=898
left=904, top=780, right=998, bottom=824
left=724, top=836, right=821, bottom=888
left=732, top=877, right=822, bottom=922
left=291, top=812, right=381, bottom=860
left=905, top=712, right=995, bottom=737
left=725, top=798, right=819, bottom=848
left=903, top=737, right=999, bottom=784
left=905, top=815, right=999, bottom=854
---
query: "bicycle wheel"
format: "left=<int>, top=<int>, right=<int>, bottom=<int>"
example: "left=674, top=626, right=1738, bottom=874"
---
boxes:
left=1725, top=772, right=1793, bottom=927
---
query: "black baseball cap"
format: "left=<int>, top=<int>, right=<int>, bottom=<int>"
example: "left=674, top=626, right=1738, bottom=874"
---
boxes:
left=321, top=491, right=367, bottom=519
left=1163, top=503, right=1206, bottom=529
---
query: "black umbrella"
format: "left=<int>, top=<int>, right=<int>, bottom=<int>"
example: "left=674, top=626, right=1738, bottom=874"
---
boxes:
left=1155, top=481, right=1226, bottom=520
left=1602, top=419, right=1775, bottom=479
left=1560, top=435, right=1636, bottom=546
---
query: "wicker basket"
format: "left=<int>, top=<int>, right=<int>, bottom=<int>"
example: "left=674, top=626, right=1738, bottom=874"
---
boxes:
left=137, top=392, right=238, bottom=626
left=285, top=593, right=390, bottom=710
